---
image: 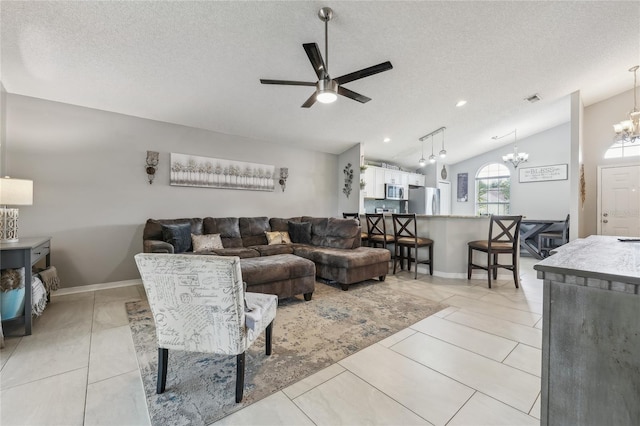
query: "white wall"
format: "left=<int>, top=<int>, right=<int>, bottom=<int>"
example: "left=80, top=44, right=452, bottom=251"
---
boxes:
left=583, top=87, right=640, bottom=237
left=450, top=123, right=571, bottom=219
left=5, top=94, right=338, bottom=288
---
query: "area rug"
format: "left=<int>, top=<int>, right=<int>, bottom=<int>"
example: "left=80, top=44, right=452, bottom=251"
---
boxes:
left=127, top=279, right=446, bottom=425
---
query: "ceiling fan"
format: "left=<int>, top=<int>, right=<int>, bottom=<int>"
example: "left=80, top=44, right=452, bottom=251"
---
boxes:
left=260, top=7, right=393, bottom=108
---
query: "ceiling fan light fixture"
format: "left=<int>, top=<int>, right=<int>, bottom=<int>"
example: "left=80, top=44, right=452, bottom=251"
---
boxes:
left=316, top=79, right=338, bottom=103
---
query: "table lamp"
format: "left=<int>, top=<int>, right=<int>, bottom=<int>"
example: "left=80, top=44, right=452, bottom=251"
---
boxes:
left=0, top=177, right=33, bottom=243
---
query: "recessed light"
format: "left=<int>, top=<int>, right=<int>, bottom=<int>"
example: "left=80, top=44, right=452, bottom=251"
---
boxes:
left=383, top=137, right=391, bottom=143
left=456, top=100, right=467, bottom=107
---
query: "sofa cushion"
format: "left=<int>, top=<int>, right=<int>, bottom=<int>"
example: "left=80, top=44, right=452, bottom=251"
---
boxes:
left=249, top=244, right=294, bottom=256
left=240, top=254, right=315, bottom=286
left=265, top=231, right=292, bottom=245
left=288, top=221, right=312, bottom=244
left=144, top=218, right=203, bottom=241
left=161, top=223, right=192, bottom=253
left=269, top=217, right=302, bottom=232
left=240, top=217, right=270, bottom=247
left=293, top=245, right=390, bottom=269
left=210, top=247, right=260, bottom=258
left=192, top=233, right=224, bottom=252
left=300, top=217, right=358, bottom=249
left=203, top=217, right=243, bottom=248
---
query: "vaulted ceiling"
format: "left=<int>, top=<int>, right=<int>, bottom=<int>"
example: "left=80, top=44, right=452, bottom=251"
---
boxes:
left=1, top=1, right=638, bottom=167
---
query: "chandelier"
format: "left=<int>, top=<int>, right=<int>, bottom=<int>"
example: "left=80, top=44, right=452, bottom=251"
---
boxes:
left=613, top=65, right=640, bottom=144
left=494, top=129, right=528, bottom=168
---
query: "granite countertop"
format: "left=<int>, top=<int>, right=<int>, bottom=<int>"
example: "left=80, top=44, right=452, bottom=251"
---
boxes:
left=534, top=235, right=640, bottom=286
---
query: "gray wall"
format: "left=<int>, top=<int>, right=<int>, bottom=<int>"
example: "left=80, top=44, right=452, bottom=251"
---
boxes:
left=450, top=123, right=571, bottom=220
left=337, top=143, right=361, bottom=215
left=5, top=94, right=338, bottom=288
left=583, top=87, right=640, bottom=237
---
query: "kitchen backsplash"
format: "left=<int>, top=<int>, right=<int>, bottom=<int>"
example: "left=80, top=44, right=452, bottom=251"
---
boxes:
left=364, top=199, right=406, bottom=214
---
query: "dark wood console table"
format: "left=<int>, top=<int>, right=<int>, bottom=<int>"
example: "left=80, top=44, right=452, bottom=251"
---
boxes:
left=0, top=237, right=51, bottom=335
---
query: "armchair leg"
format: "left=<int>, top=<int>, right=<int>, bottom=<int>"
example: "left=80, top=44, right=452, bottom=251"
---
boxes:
left=236, top=352, right=245, bottom=403
left=265, top=322, right=273, bottom=356
left=157, top=348, right=168, bottom=394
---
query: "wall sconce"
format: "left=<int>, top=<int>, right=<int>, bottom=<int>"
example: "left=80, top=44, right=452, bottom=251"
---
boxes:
left=146, top=151, right=159, bottom=184
left=279, top=167, right=288, bottom=192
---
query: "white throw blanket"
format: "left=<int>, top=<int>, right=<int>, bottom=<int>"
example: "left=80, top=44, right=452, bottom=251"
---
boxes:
left=31, top=276, right=47, bottom=317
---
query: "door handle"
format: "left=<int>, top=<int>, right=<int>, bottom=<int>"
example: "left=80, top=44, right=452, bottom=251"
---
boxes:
left=602, top=219, right=608, bottom=223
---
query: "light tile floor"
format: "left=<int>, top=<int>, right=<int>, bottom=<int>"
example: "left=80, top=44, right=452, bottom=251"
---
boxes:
left=0, top=257, right=542, bottom=425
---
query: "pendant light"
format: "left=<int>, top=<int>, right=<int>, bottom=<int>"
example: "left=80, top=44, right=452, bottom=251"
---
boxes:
left=428, top=135, right=437, bottom=163
left=418, top=138, right=426, bottom=166
left=439, top=128, right=447, bottom=158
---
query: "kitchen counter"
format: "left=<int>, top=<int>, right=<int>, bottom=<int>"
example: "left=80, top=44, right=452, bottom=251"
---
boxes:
left=534, top=235, right=640, bottom=426
left=360, top=214, right=491, bottom=277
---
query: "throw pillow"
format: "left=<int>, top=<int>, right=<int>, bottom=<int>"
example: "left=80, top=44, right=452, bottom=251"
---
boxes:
left=288, top=221, right=312, bottom=244
left=265, top=231, right=292, bottom=245
left=161, top=223, right=192, bottom=253
left=192, top=233, right=224, bottom=252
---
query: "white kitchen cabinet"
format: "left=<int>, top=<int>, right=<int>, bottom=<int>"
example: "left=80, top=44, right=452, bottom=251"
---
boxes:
left=362, top=167, right=385, bottom=199
left=384, top=169, right=403, bottom=185
left=408, top=173, right=425, bottom=187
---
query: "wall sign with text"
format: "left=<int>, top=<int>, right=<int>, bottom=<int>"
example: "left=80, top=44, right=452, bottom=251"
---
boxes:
left=519, top=164, right=568, bottom=183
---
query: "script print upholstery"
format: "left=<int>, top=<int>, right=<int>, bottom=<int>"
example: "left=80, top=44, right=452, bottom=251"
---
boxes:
left=134, top=254, right=276, bottom=355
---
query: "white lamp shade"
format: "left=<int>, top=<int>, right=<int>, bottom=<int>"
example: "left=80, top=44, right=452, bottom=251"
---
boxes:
left=0, top=178, right=33, bottom=205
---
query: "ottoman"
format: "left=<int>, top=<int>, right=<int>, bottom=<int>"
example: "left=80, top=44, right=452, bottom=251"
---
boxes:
left=240, top=254, right=316, bottom=301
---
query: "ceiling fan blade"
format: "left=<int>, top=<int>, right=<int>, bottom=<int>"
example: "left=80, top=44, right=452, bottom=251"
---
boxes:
left=334, top=61, right=393, bottom=85
left=303, top=43, right=327, bottom=80
left=260, top=79, right=316, bottom=86
left=338, top=86, right=371, bottom=103
left=301, top=92, right=317, bottom=108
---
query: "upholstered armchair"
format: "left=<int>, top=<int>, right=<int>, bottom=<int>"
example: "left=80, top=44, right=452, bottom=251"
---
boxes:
left=134, top=253, right=278, bottom=403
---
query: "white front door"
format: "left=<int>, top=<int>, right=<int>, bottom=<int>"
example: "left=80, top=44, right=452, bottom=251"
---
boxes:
left=598, top=164, right=640, bottom=236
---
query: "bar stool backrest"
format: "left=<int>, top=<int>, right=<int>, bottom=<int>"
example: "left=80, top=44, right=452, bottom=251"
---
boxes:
left=365, top=213, right=387, bottom=238
left=342, top=212, right=360, bottom=225
left=488, top=215, right=523, bottom=250
left=392, top=214, right=418, bottom=241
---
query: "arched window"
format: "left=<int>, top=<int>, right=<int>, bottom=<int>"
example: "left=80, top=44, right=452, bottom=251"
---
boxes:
left=604, top=140, right=640, bottom=159
left=476, top=163, right=510, bottom=215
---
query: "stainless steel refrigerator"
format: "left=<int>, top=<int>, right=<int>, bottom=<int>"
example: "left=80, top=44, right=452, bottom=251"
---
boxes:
left=408, top=187, right=440, bottom=215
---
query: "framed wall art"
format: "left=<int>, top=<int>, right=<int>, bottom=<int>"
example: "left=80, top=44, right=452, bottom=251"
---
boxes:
left=457, top=173, right=468, bottom=202
left=170, top=153, right=275, bottom=192
left=519, top=164, right=568, bottom=183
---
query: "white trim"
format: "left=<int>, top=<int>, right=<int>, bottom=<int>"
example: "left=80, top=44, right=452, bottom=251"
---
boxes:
left=52, top=279, right=142, bottom=297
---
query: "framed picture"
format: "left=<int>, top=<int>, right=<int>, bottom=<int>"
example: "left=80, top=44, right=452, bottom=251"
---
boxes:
left=457, top=173, right=468, bottom=202
left=170, top=153, right=275, bottom=191
left=519, top=164, right=568, bottom=183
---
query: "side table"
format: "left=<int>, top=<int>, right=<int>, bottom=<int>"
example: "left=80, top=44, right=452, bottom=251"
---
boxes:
left=0, top=237, right=52, bottom=335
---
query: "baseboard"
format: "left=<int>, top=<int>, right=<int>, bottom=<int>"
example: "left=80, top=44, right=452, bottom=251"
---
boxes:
left=53, top=279, right=142, bottom=297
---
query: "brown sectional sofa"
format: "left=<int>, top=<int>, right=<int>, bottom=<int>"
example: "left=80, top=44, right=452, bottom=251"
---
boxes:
left=142, top=216, right=390, bottom=300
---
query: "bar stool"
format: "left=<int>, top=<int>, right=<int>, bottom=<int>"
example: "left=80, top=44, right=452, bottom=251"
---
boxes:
left=467, top=215, right=522, bottom=288
left=538, top=214, right=570, bottom=257
left=392, top=213, right=433, bottom=279
left=365, top=213, right=395, bottom=249
left=343, top=212, right=368, bottom=245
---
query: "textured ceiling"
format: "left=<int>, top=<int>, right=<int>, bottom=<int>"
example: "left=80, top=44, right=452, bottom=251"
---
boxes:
left=1, top=1, right=639, bottom=167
